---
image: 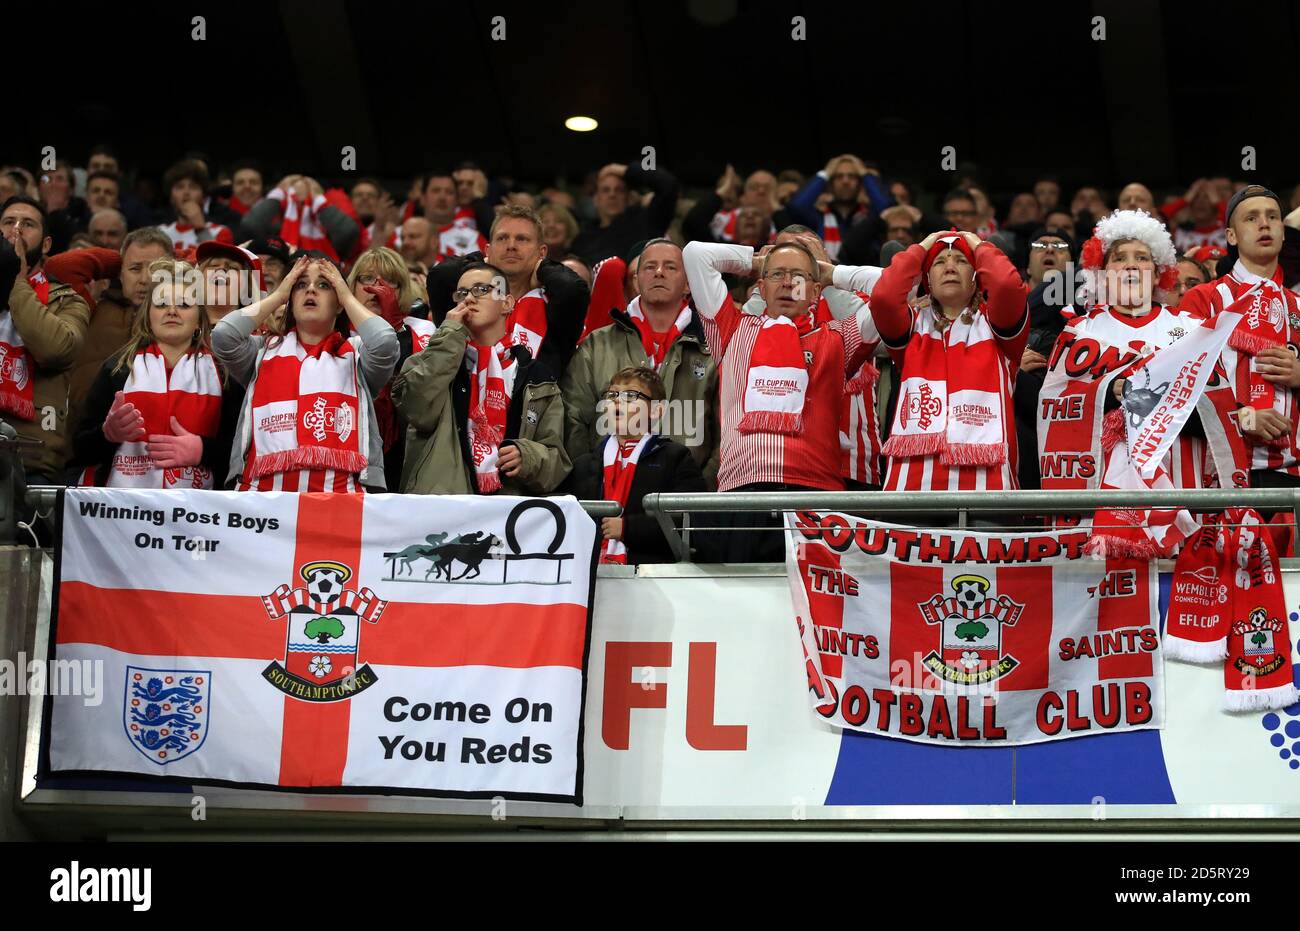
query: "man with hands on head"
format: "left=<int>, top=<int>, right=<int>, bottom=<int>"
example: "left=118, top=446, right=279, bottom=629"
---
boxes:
left=682, top=236, right=877, bottom=561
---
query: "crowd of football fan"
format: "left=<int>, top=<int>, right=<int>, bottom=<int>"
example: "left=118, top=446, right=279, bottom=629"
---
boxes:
left=1, top=149, right=1298, bottom=561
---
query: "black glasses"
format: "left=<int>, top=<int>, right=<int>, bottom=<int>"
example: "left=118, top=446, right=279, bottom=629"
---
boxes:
left=452, top=282, right=501, bottom=301
left=601, top=389, right=651, bottom=403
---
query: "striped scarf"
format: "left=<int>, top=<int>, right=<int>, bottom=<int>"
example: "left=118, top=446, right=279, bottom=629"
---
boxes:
left=600, top=434, right=652, bottom=564
left=740, top=312, right=814, bottom=435
left=245, top=330, right=367, bottom=482
left=883, top=306, right=1008, bottom=467
left=465, top=340, right=516, bottom=493
left=0, top=272, right=44, bottom=421
left=108, top=345, right=222, bottom=489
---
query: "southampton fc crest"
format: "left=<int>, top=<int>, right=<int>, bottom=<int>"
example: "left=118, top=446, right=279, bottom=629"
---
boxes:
left=1231, top=606, right=1287, bottom=677
left=124, top=666, right=210, bottom=765
left=918, top=574, right=1023, bottom=685
left=261, top=560, right=388, bottom=702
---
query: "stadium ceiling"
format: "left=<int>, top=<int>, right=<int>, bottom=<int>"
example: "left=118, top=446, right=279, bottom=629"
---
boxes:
left=9, top=0, right=1300, bottom=196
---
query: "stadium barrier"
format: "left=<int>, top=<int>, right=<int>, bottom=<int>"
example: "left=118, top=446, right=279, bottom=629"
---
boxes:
left=5, top=486, right=1300, bottom=837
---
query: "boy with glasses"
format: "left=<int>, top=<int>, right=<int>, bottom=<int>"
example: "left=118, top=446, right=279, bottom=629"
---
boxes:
left=566, top=366, right=707, bottom=564
left=393, top=262, right=569, bottom=495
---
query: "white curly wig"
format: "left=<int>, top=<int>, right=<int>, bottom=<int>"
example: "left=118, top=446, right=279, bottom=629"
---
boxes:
left=1079, top=208, right=1180, bottom=305
left=1091, top=209, right=1178, bottom=270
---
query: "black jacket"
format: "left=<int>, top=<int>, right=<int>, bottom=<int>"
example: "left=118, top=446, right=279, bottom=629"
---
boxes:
left=71, top=356, right=243, bottom=487
left=426, top=254, right=589, bottom=378
left=564, top=435, right=707, bottom=564
left=570, top=164, right=680, bottom=267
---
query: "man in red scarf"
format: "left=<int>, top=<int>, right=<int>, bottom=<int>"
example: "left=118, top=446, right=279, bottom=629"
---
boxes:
left=684, top=238, right=875, bottom=561
left=394, top=262, right=569, bottom=495
left=1180, top=185, right=1300, bottom=490
left=0, top=195, right=91, bottom=484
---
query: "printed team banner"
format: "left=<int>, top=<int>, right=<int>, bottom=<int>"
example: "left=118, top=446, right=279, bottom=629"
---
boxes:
left=1125, top=311, right=1241, bottom=479
left=43, top=488, right=598, bottom=803
left=786, top=511, right=1164, bottom=746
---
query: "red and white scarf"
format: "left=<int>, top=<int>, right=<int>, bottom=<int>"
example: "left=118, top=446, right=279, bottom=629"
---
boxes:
left=883, top=306, right=1008, bottom=466
left=600, top=434, right=652, bottom=564
left=740, top=312, right=814, bottom=435
left=507, top=288, right=548, bottom=359
left=108, top=346, right=222, bottom=489
left=821, top=206, right=865, bottom=262
left=271, top=189, right=341, bottom=261
left=1223, top=280, right=1290, bottom=446
left=245, top=330, right=367, bottom=481
left=0, top=272, right=44, bottom=421
left=1166, top=509, right=1299, bottom=711
left=627, top=297, right=691, bottom=371
left=465, top=340, right=517, bottom=493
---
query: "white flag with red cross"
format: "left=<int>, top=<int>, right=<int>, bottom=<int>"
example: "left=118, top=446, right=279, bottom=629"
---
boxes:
left=45, top=488, right=597, bottom=803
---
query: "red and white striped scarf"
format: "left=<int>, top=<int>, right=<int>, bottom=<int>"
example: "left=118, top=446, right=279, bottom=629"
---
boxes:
left=245, top=330, right=367, bottom=482
left=271, top=189, right=341, bottom=261
left=740, top=312, right=814, bottom=435
left=600, top=434, right=652, bottom=564
left=108, top=345, right=222, bottom=489
left=0, top=271, right=45, bottom=421
left=883, top=307, right=1008, bottom=466
left=840, top=361, right=882, bottom=485
left=507, top=288, right=548, bottom=359
left=161, top=222, right=233, bottom=256
left=1166, top=509, right=1299, bottom=711
left=627, top=296, right=691, bottom=371
left=821, top=207, right=865, bottom=262
left=465, top=340, right=516, bottom=493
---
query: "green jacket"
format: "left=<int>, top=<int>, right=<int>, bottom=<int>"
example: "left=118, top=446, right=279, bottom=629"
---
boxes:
left=560, top=308, right=719, bottom=484
left=393, top=319, right=571, bottom=495
left=4, top=274, right=91, bottom=479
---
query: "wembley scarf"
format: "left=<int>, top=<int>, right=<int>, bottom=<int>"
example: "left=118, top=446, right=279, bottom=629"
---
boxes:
left=0, top=271, right=49, bottom=421
left=883, top=307, right=1007, bottom=466
left=627, top=297, right=691, bottom=371
left=508, top=289, right=548, bottom=359
left=600, top=434, right=652, bottom=564
left=245, top=330, right=367, bottom=480
left=108, top=346, right=222, bottom=489
left=465, top=340, right=517, bottom=493
left=1166, top=509, right=1299, bottom=711
left=740, top=312, right=814, bottom=435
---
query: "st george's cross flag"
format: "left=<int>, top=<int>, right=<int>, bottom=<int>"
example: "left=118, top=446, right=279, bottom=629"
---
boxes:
left=43, top=488, right=598, bottom=803
left=787, top=511, right=1164, bottom=745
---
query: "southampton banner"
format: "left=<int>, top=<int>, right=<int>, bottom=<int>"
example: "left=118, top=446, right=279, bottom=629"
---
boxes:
left=787, top=511, right=1163, bottom=746
left=44, top=489, right=598, bottom=803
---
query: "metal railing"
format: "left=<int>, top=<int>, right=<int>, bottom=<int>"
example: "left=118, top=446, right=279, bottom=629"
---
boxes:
left=642, top=488, right=1300, bottom=562
left=21, top=486, right=622, bottom=520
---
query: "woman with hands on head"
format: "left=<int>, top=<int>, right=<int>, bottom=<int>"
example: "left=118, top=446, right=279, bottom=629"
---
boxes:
left=211, top=253, right=399, bottom=492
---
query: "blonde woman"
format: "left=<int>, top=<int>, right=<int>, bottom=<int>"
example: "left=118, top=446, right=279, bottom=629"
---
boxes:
left=72, top=258, right=236, bottom=487
left=345, top=246, right=431, bottom=479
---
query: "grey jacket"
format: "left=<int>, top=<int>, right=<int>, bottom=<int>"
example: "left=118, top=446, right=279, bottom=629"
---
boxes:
left=212, top=314, right=399, bottom=489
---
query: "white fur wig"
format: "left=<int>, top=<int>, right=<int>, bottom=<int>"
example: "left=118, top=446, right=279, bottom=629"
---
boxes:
left=1079, top=208, right=1180, bottom=304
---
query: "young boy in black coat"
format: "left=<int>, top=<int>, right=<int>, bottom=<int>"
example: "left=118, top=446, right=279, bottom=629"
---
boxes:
left=566, top=366, right=706, bottom=564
